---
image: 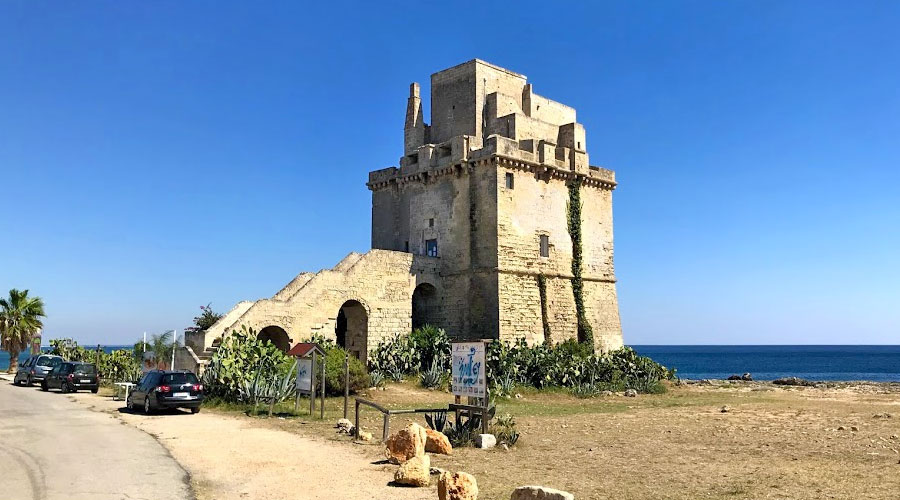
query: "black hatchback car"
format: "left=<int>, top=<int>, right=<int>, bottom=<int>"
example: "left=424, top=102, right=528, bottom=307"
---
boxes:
left=127, top=370, right=204, bottom=414
left=41, top=362, right=100, bottom=393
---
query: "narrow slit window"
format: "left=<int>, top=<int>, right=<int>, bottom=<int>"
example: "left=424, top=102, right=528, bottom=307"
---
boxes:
left=425, top=239, right=438, bottom=257
left=539, top=235, right=549, bottom=258
left=404, top=241, right=409, bottom=253
left=505, top=172, right=514, bottom=189
left=429, top=218, right=434, bottom=228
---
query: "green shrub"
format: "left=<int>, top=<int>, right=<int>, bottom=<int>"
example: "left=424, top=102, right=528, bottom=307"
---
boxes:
left=491, top=413, right=520, bottom=446
left=323, top=347, right=369, bottom=396
left=48, top=338, right=141, bottom=383
left=370, top=326, right=675, bottom=395
left=368, top=325, right=450, bottom=377
left=419, top=359, right=447, bottom=390
left=201, top=326, right=292, bottom=402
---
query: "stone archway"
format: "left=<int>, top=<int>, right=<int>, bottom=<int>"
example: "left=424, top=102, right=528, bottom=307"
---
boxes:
left=412, top=282, right=440, bottom=330
left=335, top=300, right=368, bottom=360
left=258, top=325, right=291, bottom=352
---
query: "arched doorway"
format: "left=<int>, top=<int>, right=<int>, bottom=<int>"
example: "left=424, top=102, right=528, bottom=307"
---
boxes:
left=258, top=325, right=291, bottom=352
left=412, top=283, right=439, bottom=330
left=335, top=300, right=368, bottom=360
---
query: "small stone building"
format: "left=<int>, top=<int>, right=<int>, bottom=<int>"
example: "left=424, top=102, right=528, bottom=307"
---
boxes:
left=186, top=59, right=623, bottom=368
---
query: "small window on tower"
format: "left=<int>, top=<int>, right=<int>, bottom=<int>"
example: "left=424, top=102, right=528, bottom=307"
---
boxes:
left=404, top=241, right=409, bottom=253
left=505, top=172, right=514, bottom=189
left=425, top=239, right=438, bottom=257
left=539, top=235, right=549, bottom=258
left=429, top=218, right=434, bottom=228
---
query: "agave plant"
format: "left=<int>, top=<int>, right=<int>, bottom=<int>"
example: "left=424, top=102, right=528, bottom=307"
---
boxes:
left=239, top=359, right=297, bottom=414
left=491, top=413, right=520, bottom=446
left=369, top=370, right=385, bottom=388
left=424, top=410, right=448, bottom=433
left=419, top=358, right=447, bottom=389
left=444, top=413, right=482, bottom=447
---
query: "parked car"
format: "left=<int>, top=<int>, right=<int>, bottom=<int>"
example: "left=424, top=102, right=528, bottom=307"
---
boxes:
left=127, top=370, right=204, bottom=414
left=14, top=354, right=63, bottom=386
left=41, top=362, right=100, bottom=393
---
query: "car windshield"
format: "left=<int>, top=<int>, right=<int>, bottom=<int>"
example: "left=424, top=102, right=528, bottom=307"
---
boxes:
left=74, top=364, right=97, bottom=375
left=162, top=373, right=198, bottom=385
left=36, top=356, right=61, bottom=367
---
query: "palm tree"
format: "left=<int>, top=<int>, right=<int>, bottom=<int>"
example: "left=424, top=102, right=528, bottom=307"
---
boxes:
left=149, top=330, right=178, bottom=369
left=0, top=289, right=46, bottom=373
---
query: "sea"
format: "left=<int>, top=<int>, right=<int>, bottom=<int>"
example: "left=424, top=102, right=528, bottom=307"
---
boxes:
left=2, top=345, right=899, bottom=382
left=632, top=345, right=900, bottom=382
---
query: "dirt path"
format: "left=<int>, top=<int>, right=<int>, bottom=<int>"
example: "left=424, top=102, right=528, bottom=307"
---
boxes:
left=70, top=393, right=431, bottom=500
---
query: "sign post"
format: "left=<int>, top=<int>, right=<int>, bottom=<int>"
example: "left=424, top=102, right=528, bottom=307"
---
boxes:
left=288, top=342, right=326, bottom=417
left=450, top=341, right=490, bottom=433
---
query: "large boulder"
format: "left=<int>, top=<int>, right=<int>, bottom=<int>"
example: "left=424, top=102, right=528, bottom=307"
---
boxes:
left=510, top=486, right=574, bottom=500
left=425, top=428, right=453, bottom=455
left=385, top=422, right=427, bottom=464
left=394, top=454, right=430, bottom=487
left=438, top=471, right=478, bottom=500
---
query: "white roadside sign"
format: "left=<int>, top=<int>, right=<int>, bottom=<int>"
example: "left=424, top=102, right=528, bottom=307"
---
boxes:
left=296, top=358, right=313, bottom=392
left=451, top=342, right=486, bottom=398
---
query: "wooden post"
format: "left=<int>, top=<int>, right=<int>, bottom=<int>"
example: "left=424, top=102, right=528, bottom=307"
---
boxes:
left=354, top=399, right=360, bottom=439
left=482, top=340, right=490, bottom=434
left=293, top=359, right=301, bottom=412
left=343, top=351, right=349, bottom=419
left=382, top=413, right=390, bottom=442
left=309, top=352, right=316, bottom=416
left=320, top=352, right=326, bottom=419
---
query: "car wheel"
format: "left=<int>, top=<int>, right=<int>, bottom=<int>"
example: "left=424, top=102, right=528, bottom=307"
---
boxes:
left=191, top=407, right=200, bottom=414
left=144, top=397, right=152, bottom=414
left=41, top=381, right=48, bottom=391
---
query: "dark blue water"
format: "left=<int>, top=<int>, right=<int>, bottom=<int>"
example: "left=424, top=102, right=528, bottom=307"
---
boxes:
left=632, top=345, right=900, bottom=382
left=0, top=346, right=132, bottom=371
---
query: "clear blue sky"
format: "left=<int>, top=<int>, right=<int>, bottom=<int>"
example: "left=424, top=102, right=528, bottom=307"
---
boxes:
left=1, top=1, right=898, bottom=346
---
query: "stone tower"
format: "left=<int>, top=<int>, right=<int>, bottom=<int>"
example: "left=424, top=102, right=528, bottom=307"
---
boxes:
left=368, top=59, right=623, bottom=352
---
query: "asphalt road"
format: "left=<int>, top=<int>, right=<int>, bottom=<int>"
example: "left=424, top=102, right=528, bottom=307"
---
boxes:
left=0, top=378, right=192, bottom=500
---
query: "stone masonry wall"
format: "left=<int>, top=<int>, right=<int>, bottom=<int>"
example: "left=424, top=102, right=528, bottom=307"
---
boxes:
left=494, top=157, right=622, bottom=352
left=205, top=250, right=441, bottom=357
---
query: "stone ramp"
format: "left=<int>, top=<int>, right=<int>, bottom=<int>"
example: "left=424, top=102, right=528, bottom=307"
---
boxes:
left=196, top=249, right=441, bottom=357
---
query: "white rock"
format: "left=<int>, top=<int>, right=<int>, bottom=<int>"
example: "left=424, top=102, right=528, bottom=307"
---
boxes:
left=475, top=433, right=496, bottom=449
left=510, top=485, right=575, bottom=500
left=624, top=389, right=638, bottom=397
left=336, top=418, right=353, bottom=433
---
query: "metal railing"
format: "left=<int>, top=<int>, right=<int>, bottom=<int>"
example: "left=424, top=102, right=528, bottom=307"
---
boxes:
left=353, top=398, right=447, bottom=442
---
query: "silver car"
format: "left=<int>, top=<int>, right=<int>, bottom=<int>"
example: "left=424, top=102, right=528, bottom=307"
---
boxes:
left=14, top=354, right=64, bottom=386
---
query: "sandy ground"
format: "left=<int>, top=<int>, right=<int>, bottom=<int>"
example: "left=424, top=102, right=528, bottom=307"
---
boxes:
left=355, top=381, right=900, bottom=500
left=68, top=391, right=430, bottom=500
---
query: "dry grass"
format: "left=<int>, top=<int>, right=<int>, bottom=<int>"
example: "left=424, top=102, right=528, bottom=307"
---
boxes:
left=206, top=381, right=900, bottom=500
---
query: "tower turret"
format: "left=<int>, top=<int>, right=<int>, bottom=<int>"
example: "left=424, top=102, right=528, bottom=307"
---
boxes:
left=404, top=83, right=426, bottom=155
